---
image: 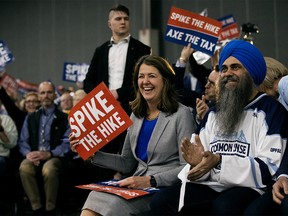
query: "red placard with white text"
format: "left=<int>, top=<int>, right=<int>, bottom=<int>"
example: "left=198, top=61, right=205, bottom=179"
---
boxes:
left=217, top=15, right=240, bottom=41
left=68, top=82, right=133, bottom=160
left=76, top=180, right=160, bottom=200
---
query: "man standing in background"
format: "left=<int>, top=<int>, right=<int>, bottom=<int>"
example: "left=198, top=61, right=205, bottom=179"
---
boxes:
left=83, top=4, right=151, bottom=180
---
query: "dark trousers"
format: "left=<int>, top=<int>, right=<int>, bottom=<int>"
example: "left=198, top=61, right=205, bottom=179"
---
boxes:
left=149, top=182, right=260, bottom=215
left=244, top=189, right=288, bottom=215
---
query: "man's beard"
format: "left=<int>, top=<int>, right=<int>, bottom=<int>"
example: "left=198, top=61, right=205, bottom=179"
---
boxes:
left=216, top=73, right=254, bottom=136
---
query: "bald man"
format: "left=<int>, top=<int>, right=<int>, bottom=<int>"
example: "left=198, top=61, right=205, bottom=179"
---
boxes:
left=148, top=40, right=288, bottom=215
left=19, top=81, right=71, bottom=214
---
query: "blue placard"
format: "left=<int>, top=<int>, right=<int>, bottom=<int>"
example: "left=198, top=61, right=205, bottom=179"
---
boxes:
left=164, top=25, right=219, bottom=55
left=218, top=14, right=236, bottom=29
left=0, top=40, right=14, bottom=68
left=63, top=62, right=89, bottom=83
left=164, top=6, right=222, bottom=56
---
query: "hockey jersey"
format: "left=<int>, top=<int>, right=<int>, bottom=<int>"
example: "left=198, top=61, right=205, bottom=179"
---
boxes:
left=180, top=93, right=288, bottom=194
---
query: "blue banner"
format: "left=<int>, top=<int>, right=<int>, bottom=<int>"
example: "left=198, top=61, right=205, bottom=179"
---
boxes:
left=164, top=25, right=219, bottom=56
left=0, top=40, right=14, bottom=69
left=218, top=14, right=236, bottom=28
left=63, top=62, right=89, bottom=83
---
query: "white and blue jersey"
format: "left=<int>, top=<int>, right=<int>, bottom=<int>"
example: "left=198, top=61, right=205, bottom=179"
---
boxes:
left=193, top=93, right=288, bottom=193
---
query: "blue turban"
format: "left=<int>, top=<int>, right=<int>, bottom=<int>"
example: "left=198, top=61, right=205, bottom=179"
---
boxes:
left=219, top=40, right=266, bottom=86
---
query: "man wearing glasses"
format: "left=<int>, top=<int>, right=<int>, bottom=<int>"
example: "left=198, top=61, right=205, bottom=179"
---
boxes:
left=195, top=65, right=219, bottom=124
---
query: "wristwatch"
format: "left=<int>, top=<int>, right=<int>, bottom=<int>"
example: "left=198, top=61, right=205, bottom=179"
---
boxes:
left=150, top=175, right=157, bottom=187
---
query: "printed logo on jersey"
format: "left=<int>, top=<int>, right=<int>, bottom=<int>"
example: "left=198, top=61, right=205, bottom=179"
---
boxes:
left=270, top=147, right=281, bottom=153
left=210, top=130, right=250, bottom=157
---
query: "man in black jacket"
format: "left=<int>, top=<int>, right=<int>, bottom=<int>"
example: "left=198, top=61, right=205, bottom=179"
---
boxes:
left=83, top=4, right=151, bottom=179
left=83, top=4, right=151, bottom=114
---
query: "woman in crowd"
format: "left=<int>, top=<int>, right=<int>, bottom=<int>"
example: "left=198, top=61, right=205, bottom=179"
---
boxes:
left=258, top=57, right=288, bottom=98
left=69, top=55, right=196, bottom=216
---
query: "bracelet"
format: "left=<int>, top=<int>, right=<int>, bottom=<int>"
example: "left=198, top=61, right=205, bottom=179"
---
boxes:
left=179, top=57, right=188, bottom=63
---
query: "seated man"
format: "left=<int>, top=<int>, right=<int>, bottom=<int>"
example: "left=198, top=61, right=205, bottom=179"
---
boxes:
left=148, top=40, right=288, bottom=215
left=19, top=81, right=71, bottom=214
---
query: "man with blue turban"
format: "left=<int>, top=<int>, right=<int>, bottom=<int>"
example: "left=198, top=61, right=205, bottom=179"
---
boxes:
left=147, top=40, right=288, bottom=215
left=218, top=39, right=266, bottom=86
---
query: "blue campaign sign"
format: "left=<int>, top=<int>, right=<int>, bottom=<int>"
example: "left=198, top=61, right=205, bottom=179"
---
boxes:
left=63, top=62, right=89, bottom=83
left=218, top=14, right=236, bottom=28
left=0, top=40, right=14, bottom=68
left=77, top=63, right=89, bottom=82
left=165, top=25, right=218, bottom=55
left=217, top=15, right=240, bottom=41
left=164, top=6, right=222, bottom=56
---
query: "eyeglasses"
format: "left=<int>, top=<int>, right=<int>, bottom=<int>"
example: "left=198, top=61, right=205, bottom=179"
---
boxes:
left=25, top=100, right=40, bottom=104
left=212, top=65, right=220, bottom=72
left=206, top=78, right=216, bottom=87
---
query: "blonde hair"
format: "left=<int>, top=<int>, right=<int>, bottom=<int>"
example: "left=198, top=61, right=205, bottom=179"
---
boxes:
left=73, top=89, right=87, bottom=106
left=24, top=91, right=38, bottom=99
left=258, top=57, right=288, bottom=92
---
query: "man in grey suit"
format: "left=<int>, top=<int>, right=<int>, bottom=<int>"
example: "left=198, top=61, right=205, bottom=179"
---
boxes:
left=83, top=4, right=151, bottom=180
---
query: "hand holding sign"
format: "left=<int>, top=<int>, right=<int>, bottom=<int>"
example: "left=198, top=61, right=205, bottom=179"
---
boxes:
left=68, top=82, right=133, bottom=160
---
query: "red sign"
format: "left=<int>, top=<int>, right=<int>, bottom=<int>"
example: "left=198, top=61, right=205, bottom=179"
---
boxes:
left=0, top=73, right=18, bottom=97
left=168, top=6, right=221, bottom=37
left=76, top=180, right=159, bottom=200
left=218, top=23, right=240, bottom=41
left=68, top=82, right=133, bottom=160
left=217, top=15, right=240, bottom=41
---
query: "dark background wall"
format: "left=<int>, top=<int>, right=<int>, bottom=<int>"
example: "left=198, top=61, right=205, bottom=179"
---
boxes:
left=1, top=0, right=287, bottom=88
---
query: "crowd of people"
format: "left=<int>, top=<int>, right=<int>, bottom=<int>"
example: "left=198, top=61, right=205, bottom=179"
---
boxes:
left=0, top=3, right=288, bottom=216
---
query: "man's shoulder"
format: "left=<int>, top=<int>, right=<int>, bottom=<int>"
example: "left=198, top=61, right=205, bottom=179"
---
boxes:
left=54, top=109, right=68, bottom=119
left=253, top=93, right=281, bottom=106
left=129, top=37, right=151, bottom=49
left=96, top=40, right=111, bottom=50
left=28, top=107, right=68, bottom=119
left=27, top=109, right=41, bottom=118
left=249, top=93, right=287, bottom=114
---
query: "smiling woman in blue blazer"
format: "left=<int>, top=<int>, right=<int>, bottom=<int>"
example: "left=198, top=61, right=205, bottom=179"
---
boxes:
left=70, top=55, right=196, bottom=216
